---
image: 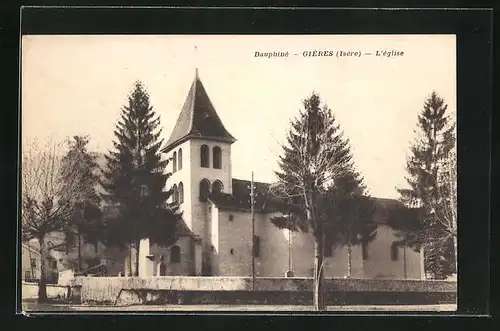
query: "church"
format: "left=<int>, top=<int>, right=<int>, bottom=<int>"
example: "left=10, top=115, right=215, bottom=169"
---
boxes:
left=134, top=71, right=425, bottom=280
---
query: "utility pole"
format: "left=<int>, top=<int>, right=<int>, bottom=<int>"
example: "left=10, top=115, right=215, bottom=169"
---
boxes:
left=251, top=171, right=256, bottom=291
left=288, top=228, right=292, bottom=272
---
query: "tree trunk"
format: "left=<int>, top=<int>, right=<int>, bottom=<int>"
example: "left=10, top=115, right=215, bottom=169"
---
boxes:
left=403, top=245, right=407, bottom=279
left=128, top=242, right=133, bottom=276
left=37, top=235, right=48, bottom=302
left=134, top=240, right=140, bottom=277
left=347, top=242, right=352, bottom=278
left=288, top=229, right=292, bottom=272
left=78, top=233, right=82, bottom=272
left=313, top=235, right=326, bottom=311
left=28, top=246, right=34, bottom=280
left=453, top=235, right=458, bottom=275
left=306, top=191, right=325, bottom=311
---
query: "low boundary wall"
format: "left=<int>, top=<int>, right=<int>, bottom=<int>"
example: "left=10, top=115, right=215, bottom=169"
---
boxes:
left=22, top=282, right=82, bottom=302
left=114, top=289, right=456, bottom=306
left=71, top=277, right=457, bottom=305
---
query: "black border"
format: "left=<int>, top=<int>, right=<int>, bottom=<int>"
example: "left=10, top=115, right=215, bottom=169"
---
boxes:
left=5, top=5, right=493, bottom=328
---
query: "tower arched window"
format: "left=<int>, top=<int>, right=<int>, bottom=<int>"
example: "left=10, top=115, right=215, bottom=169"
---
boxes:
left=170, top=245, right=181, bottom=263
left=172, top=184, right=178, bottom=203
left=178, top=148, right=183, bottom=170
left=172, top=151, right=177, bottom=173
left=199, top=179, right=211, bottom=201
left=213, top=146, right=222, bottom=169
left=212, top=180, right=224, bottom=195
left=200, top=145, right=209, bottom=168
left=178, top=182, right=184, bottom=204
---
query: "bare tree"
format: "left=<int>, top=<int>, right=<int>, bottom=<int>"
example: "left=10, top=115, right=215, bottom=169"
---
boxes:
left=432, top=146, right=457, bottom=274
left=270, top=93, right=353, bottom=311
left=21, top=138, right=97, bottom=301
left=398, top=146, right=457, bottom=280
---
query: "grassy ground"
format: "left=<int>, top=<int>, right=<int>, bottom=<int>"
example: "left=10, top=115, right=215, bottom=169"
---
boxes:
left=21, top=299, right=457, bottom=313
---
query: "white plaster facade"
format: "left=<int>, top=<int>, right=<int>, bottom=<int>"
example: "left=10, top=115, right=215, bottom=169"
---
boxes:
left=208, top=208, right=423, bottom=279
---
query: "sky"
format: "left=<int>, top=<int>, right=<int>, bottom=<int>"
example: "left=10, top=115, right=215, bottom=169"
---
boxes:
left=21, top=35, right=456, bottom=199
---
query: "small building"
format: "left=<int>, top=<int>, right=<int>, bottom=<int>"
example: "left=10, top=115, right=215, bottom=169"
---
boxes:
left=22, top=231, right=126, bottom=283
left=21, top=243, right=41, bottom=282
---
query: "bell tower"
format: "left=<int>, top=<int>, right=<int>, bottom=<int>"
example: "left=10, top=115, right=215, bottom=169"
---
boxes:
left=162, top=70, right=236, bottom=253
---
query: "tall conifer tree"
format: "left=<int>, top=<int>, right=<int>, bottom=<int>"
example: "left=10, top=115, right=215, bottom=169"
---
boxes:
left=397, top=91, right=456, bottom=279
left=270, top=93, right=375, bottom=309
left=100, top=81, right=182, bottom=276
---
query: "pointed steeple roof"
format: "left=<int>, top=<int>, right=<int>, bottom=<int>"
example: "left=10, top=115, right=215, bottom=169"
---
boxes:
left=162, top=70, right=236, bottom=153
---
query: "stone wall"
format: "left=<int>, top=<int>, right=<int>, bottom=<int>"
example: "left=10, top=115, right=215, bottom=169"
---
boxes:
left=22, top=282, right=78, bottom=301
left=71, top=276, right=456, bottom=304
left=115, top=289, right=456, bottom=306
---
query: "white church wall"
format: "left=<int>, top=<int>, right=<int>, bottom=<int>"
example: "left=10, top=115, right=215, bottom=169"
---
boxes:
left=215, top=210, right=317, bottom=278
left=216, top=209, right=253, bottom=276
left=322, top=245, right=365, bottom=278
left=189, top=139, right=233, bottom=194
left=166, top=140, right=192, bottom=230
left=175, top=139, right=232, bottom=251
left=289, top=231, right=315, bottom=277
left=214, top=208, right=422, bottom=279
left=210, top=205, right=220, bottom=275
left=362, top=224, right=423, bottom=279
left=149, top=237, right=193, bottom=276
left=254, top=216, right=365, bottom=278
left=257, top=215, right=291, bottom=277
left=194, top=240, right=203, bottom=276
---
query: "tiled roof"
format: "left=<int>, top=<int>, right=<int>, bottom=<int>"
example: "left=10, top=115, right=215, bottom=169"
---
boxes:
left=208, top=179, right=286, bottom=213
left=101, top=205, right=196, bottom=238
left=176, top=219, right=197, bottom=237
left=162, top=71, right=236, bottom=153
left=372, top=198, right=408, bottom=225
left=208, top=179, right=413, bottom=225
